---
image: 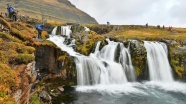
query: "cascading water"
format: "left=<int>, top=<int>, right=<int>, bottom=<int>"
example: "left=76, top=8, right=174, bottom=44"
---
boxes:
left=51, top=26, right=71, bottom=38
left=75, top=40, right=130, bottom=85
left=48, top=26, right=136, bottom=86
left=48, top=26, right=186, bottom=104
left=144, top=41, right=173, bottom=82
left=119, top=43, right=136, bottom=82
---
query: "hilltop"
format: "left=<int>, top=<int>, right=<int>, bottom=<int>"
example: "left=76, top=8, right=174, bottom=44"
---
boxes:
left=0, top=0, right=98, bottom=24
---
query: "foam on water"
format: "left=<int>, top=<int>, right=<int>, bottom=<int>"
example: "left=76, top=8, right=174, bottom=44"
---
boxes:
left=76, top=81, right=186, bottom=95
left=144, top=81, right=186, bottom=94
left=76, top=83, right=147, bottom=95
left=48, top=26, right=186, bottom=97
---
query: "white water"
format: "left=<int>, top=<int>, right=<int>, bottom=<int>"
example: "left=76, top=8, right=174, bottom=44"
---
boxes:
left=75, top=40, right=129, bottom=85
left=48, top=26, right=186, bottom=104
left=51, top=26, right=72, bottom=38
left=49, top=26, right=136, bottom=86
left=144, top=41, right=173, bottom=82
left=48, top=26, right=186, bottom=98
left=120, top=43, right=136, bottom=81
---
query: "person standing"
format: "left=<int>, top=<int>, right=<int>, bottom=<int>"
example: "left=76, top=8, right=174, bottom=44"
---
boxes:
left=7, top=4, right=14, bottom=19
left=36, top=23, right=44, bottom=39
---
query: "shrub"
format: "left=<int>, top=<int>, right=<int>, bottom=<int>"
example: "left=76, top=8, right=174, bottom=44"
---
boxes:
left=0, top=63, right=18, bottom=103
left=0, top=51, right=7, bottom=64
left=29, top=93, right=44, bottom=104
left=15, top=54, right=35, bottom=64
left=10, top=28, right=27, bottom=41
left=0, top=32, right=22, bottom=43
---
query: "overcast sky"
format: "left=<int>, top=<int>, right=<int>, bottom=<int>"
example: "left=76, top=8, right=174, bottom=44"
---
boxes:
left=69, top=0, right=186, bottom=27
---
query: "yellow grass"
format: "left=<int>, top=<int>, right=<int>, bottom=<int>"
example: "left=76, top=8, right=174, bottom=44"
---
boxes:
left=106, top=27, right=186, bottom=41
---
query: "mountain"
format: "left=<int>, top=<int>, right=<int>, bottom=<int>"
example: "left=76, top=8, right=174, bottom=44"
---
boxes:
left=0, top=0, right=98, bottom=24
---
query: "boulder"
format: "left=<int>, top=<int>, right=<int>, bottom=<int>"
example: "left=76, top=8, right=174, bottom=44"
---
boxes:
left=39, top=91, right=52, bottom=102
left=57, top=86, right=64, bottom=92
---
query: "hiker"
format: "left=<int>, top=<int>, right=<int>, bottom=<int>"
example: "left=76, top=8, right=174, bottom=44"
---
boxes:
left=168, top=26, right=172, bottom=31
left=157, top=25, right=160, bottom=29
left=107, top=21, right=110, bottom=27
left=146, top=23, right=148, bottom=27
left=36, top=23, right=44, bottom=39
left=7, top=4, right=15, bottom=19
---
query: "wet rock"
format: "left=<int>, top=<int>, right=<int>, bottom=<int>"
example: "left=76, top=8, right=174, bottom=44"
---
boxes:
left=57, top=86, right=64, bottom=92
left=39, top=91, right=52, bottom=102
left=129, top=40, right=148, bottom=81
left=35, top=45, right=62, bottom=72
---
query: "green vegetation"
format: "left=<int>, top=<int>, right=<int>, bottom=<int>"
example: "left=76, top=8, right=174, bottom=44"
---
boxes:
left=76, top=30, right=105, bottom=55
left=169, top=46, right=185, bottom=78
left=0, top=32, right=22, bottom=43
left=30, top=93, right=45, bottom=104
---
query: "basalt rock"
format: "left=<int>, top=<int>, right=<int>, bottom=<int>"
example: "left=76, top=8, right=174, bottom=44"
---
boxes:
left=39, top=90, right=52, bottom=103
left=35, top=43, right=77, bottom=85
left=129, top=40, right=148, bottom=81
left=35, top=45, right=62, bottom=73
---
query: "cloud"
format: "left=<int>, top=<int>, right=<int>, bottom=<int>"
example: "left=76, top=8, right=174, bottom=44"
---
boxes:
left=69, top=0, right=186, bottom=27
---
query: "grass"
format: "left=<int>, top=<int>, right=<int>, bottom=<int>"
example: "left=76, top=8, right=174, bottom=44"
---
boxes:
left=29, top=93, right=44, bottom=104
left=15, top=54, right=35, bottom=64
left=0, top=32, right=22, bottom=43
left=36, top=40, right=57, bottom=47
left=0, top=17, right=11, bottom=29
left=104, top=26, right=186, bottom=41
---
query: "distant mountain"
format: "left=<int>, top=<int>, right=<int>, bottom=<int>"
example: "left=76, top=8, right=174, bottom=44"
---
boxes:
left=0, top=0, right=98, bottom=24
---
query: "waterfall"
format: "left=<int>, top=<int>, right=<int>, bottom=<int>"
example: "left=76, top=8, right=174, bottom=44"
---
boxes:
left=61, top=26, right=72, bottom=38
left=51, top=26, right=57, bottom=35
left=144, top=41, right=173, bottom=82
left=75, top=40, right=128, bottom=85
left=48, top=26, right=136, bottom=86
left=119, top=43, right=136, bottom=82
left=93, top=41, right=101, bottom=56
left=51, top=26, right=71, bottom=38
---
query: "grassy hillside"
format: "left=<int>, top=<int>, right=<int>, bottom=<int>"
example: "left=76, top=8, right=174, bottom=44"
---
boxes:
left=0, top=15, right=52, bottom=103
left=0, top=0, right=98, bottom=24
left=85, top=24, right=186, bottom=41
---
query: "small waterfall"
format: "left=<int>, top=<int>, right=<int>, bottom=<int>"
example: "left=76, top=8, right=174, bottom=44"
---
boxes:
left=99, top=39, right=119, bottom=61
left=119, top=43, right=136, bottom=81
left=93, top=41, right=101, bottom=56
left=51, top=26, right=71, bottom=38
left=48, top=26, right=136, bottom=86
left=51, top=26, right=57, bottom=35
left=144, top=41, right=173, bottom=82
left=61, top=26, right=72, bottom=38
